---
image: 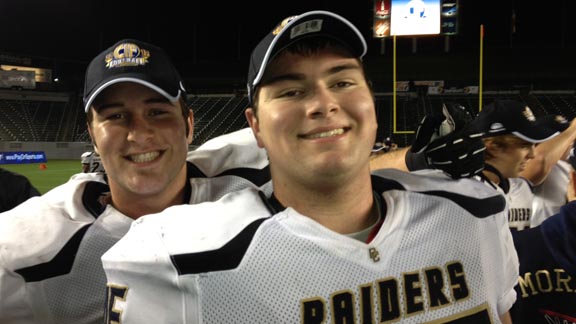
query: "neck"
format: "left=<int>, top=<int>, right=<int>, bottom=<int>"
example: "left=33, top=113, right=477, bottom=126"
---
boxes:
left=273, top=172, right=376, bottom=234
left=110, top=186, right=186, bottom=220
left=482, top=163, right=510, bottom=193
left=108, top=166, right=189, bottom=220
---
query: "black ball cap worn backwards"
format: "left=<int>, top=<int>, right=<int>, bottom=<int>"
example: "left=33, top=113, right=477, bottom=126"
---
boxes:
left=83, top=39, right=187, bottom=113
left=246, top=10, right=367, bottom=106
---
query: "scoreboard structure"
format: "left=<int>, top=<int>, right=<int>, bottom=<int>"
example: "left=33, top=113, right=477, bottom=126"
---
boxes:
left=373, top=0, right=459, bottom=38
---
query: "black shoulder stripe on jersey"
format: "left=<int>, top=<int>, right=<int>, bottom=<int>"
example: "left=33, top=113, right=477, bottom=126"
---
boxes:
left=186, top=161, right=271, bottom=187
left=371, top=175, right=506, bottom=218
left=423, top=190, right=506, bottom=218
left=171, top=218, right=267, bottom=275
left=186, top=161, right=207, bottom=178
left=15, top=225, right=90, bottom=282
left=83, top=181, right=110, bottom=218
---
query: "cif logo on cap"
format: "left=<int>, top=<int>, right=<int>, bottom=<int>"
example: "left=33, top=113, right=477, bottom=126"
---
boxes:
left=105, top=43, right=151, bottom=69
left=272, top=15, right=324, bottom=40
left=522, top=106, right=536, bottom=122
left=273, top=15, right=298, bottom=35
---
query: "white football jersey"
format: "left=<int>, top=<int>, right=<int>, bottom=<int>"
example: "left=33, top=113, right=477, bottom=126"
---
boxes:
left=531, top=160, right=571, bottom=226
left=474, top=171, right=536, bottom=232
left=506, top=177, right=535, bottom=232
left=0, top=134, right=270, bottom=324
left=103, top=169, right=518, bottom=323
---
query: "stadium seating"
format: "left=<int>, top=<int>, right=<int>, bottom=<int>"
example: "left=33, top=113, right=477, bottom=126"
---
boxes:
left=1, top=91, right=575, bottom=148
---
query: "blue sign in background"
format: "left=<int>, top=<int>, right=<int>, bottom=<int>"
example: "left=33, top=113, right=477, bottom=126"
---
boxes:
left=0, top=151, right=47, bottom=164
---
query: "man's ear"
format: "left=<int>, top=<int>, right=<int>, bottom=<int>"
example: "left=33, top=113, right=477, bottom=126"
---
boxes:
left=484, top=140, right=502, bottom=156
left=186, top=109, right=194, bottom=144
left=87, top=123, right=99, bottom=154
left=245, top=108, right=265, bottom=148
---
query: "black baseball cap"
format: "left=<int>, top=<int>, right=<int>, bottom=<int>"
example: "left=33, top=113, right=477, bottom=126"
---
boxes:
left=83, top=39, right=186, bottom=113
left=246, top=10, right=367, bottom=106
left=536, top=114, right=570, bottom=133
left=473, top=99, right=558, bottom=143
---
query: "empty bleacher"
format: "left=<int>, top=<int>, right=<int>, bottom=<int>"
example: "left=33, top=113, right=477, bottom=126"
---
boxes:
left=0, top=97, right=71, bottom=142
left=1, top=90, right=576, bottom=148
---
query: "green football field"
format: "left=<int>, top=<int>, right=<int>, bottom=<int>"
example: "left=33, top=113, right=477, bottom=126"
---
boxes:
left=2, top=160, right=82, bottom=195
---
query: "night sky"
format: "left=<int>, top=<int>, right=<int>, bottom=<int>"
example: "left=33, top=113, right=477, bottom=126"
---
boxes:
left=0, top=0, right=572, bottom=87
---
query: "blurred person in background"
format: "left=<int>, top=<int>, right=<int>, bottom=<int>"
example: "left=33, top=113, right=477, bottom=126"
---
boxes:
left=472, top=101, right=576, bottom=323
left=81, top=151, right=105, bottom=173
left=0, top=167, right=40, bottom=212
left=525, top=115, right=576, bottom=225
left=472, top=100, right=559, bottom=232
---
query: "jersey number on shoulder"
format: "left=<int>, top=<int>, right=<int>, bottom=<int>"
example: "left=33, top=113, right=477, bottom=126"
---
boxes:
left=90, top=162, right=101, bottom=173
left=106, top=284, right=128, bottom=324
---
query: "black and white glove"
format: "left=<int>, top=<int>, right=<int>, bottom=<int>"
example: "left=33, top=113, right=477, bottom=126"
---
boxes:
left=405, top=102, right=485, bottom=179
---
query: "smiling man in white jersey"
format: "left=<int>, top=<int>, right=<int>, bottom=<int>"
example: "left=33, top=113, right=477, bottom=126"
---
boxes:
left=0, top=39, right=272, bottom=324
left=103, top=11, right=518, bottom=323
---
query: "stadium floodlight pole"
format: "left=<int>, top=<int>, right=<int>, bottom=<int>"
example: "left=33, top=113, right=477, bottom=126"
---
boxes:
left=479, top=24, right=484, bottom=112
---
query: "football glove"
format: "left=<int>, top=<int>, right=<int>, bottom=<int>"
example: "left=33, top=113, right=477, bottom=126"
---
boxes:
left=405, top=102, right=485, bottom=179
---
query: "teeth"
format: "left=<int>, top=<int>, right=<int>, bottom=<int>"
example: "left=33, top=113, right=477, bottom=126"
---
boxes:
left=129, top=151, right=160, bottom=163
left=304, top=128, right=344, bottom=139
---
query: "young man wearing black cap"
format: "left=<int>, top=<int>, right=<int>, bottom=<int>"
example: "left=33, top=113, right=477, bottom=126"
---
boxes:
left=0, top=167, right=40, bottom=212
left=470, top=100, right=576, bottom=323
left=472, top=99, right=560, bottom=232
left=102, top=11, right=517, bottom=323
left=0, top=39, right=270, bottom=324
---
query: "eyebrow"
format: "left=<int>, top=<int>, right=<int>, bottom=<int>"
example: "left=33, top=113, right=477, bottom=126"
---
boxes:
left=263, top=62, right=362, bottom=86
left=95, top=97, right=172, bottom=112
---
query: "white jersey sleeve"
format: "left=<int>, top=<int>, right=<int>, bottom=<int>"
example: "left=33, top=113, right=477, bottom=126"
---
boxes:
left=187, top=127, right=272, bottom=195
left=0, top=173, right=114, bottom=324
left=188, top=127, right=268, bottom=175
left=103, top=188, right=270, bottom=323
left=532, top=161, right=571, bottom=226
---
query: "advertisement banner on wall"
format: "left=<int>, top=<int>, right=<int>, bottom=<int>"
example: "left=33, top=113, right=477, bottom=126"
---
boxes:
left=441, top=0, right=459, bottom=35
left=373, top=0, right=391, bottom=38
left=0, top=151, right=47, bottom=164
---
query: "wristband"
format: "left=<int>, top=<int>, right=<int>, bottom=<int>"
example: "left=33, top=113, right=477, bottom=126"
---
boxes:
left=405, top=149, right=430, bottom=171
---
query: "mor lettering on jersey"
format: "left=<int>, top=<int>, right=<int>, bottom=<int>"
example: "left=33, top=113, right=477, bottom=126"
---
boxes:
left=515, top=268, right=576, bottom=323
left=301, top=261, right=488, bottom=323
left=518, top=268, right=576, bottom=298
left=508, top=208, right=532, bottom=231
